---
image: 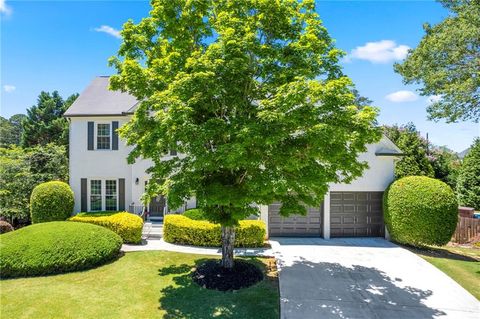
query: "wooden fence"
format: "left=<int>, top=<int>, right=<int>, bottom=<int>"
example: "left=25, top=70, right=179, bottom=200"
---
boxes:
left=452, top=216, right=480, bottom=244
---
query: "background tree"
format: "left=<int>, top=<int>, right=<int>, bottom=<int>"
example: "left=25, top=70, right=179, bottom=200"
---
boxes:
left=394, top=0, right=480, bottom=122
left=0, top=114, right=27, bottom=147
left=351, top=88, right=373, bottom=108
left=457, top=138, right=480, bottom=209
left=428, top=146, right=461, bottom=190
left=111, top=0, right=380, bottom=269
left=21, top=91, right=78, bottom=147
left=383, top=123, right=434, bottom=178
left=0, top=144, right=68, bottom=226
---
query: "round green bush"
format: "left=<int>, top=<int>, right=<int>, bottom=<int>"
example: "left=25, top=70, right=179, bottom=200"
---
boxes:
left=30, top=181, right=74, bottom=223
left=0, top=221, right=122, bottom=278
left=383, top=176, right=458, bottom=246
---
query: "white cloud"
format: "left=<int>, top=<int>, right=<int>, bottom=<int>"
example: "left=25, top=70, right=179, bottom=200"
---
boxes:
left=346, top=40, right=410, bottom=64
left=3, top=85, right=16, bottom=93
left=427, top=95, right=442, bottom=105
left=385, top=90, right=418, bottom=103
left=94, top=25, right=121, bottom=39
left=0, top=0, right=12, bottom=15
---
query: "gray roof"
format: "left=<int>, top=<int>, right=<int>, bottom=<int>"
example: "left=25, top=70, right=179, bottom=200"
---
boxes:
left=64, top=76, right=139, bottom=117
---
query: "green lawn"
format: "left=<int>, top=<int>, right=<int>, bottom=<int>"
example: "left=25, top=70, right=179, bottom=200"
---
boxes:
left=1, top=251, right=279, bottom=319
left=411, top=245, right=480, bottom=300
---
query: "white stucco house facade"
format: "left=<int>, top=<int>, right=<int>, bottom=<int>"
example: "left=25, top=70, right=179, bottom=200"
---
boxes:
left=65, top=76, right=402, bottom=239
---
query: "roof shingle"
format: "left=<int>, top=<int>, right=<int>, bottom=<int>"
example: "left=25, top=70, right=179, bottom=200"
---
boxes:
left=64, top=76, right=138, bottom=117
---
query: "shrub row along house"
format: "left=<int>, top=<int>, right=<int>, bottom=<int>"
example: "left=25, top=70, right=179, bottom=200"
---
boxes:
left=64, top=76, right=403, bottom=239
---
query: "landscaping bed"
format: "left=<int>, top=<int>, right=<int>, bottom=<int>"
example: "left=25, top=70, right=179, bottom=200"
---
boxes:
left=193, top=259, right=264, bottom=291
left=0, top=251, right=279, bottom=319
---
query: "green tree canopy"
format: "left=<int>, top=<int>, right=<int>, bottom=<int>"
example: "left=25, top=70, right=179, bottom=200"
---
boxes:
left=383, top=123, right=434, bottom=178
left=457, top=138, right=480, bottom=209
left=394, top=0, right=480, bottom=123
left=0, top=114, right=27, bottom=147
left=429, top=146, right=461, bottom=190
left=21, top=91, right=78, bottom=147
left=0, top=144, right=69, bottom=224
left=110, top=0, right=380, bottom=268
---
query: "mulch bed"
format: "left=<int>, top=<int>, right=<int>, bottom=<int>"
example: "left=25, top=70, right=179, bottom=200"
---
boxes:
left=192, top=259, right=264, bottom=291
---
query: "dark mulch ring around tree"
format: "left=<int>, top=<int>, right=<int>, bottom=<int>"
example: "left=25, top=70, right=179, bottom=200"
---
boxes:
left=192, top=259, right=264, bottom=291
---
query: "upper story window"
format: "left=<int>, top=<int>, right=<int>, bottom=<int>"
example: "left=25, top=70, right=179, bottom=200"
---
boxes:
left=96, top=123, right=111, bottom=150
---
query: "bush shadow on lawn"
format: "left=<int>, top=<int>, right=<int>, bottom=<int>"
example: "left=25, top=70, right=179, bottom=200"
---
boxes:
left=400, top=244, right=479, bottom=262
left=158, top=258, right=279, bottom=319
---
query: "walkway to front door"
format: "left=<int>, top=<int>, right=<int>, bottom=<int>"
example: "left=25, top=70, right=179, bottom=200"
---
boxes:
left=270, top=237, right=479, bottom=319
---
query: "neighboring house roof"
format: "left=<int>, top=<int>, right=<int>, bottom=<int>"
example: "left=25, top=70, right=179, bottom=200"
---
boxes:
left=64, top=76, right=138, bottom=117
left=376, top=135, right=403, bottom=157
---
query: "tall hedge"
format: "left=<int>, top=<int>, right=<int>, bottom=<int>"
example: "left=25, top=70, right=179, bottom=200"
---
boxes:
left=383, top=176, right=458, bottom=246
left=30, top=181, right=74, bottom=223
left=457, top=138, right=480, bottom=209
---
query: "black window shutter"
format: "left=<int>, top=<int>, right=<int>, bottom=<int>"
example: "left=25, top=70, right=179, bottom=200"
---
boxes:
left=112, top=121, right=119, bottom=150
left=81, top=178, right=87, bottom=212
left=119, top=178, right=125, bottom=211
left=87, top=122, right=94, bottom=150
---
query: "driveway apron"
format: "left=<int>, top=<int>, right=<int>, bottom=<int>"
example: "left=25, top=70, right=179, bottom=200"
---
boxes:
left=270, top=237, right=480, bottom=319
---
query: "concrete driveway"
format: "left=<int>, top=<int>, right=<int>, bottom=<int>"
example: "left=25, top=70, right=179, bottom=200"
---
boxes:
left=270, top=237, right=480, bottom=319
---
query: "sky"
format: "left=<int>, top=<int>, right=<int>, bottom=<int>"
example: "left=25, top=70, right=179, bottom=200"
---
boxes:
left=1, top=0, right=478, bottom=152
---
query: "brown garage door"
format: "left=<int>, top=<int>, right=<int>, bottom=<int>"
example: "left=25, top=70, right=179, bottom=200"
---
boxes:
left=330, top=192, right=384, bottom=237
left=268, top=202, right=323, bottom=237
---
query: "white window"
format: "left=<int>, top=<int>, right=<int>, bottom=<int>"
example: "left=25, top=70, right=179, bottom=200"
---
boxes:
left=90, top=180, right=102, bottom=211
left=89, top=179, right=118, bottom=211
left=105, top=180, right=118, bottom=211
left=96, top=123, right=111, bottom=150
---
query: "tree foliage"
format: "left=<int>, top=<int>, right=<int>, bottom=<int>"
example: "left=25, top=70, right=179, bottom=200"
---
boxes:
left=457, top=138, right=480, bottom=209
left=383, top=123, right=434, bottom=178
left=21, top=91, right=78, bottom=147
left=428, top=146, right=461, bottom=190
left=0, top=144, right=69, bottom=223
left=394, top=0, right=480, bottom=123
left=110, top=0, right=380, bottom=267
left=0, top=114, right=26, bottom=147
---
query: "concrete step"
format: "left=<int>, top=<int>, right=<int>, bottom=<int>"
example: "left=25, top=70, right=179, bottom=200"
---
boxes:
left=142, top=221, right=163, bottom=239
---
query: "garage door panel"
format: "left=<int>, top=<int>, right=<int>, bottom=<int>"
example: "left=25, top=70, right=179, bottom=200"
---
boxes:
left=330, top=192, right=384, bottom=238
left=268, top=202, right=323, bottom=237
left=342, top=216, right=355, bottom=224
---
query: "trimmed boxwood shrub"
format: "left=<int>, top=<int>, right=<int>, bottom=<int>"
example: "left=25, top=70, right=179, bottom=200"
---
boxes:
left=0, top=221, right=14, bottom=234
left=183, top=208, right=208, bottom=220
left=30, top=181, right=74, bottom=223
left=69, top=212, right=143, bottom=244
left=163, top=215, right=266, bottom=247
left=383, top=176, right=458, bottom=246
left=0, top=221, right=122, bottom=278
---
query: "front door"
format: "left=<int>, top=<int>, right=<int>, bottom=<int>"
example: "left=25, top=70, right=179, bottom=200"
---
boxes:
left=149, top=195, right=165, bottom=217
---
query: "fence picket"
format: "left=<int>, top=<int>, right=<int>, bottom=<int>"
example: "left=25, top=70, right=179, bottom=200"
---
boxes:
left=452, top=216, right=480, bottom=244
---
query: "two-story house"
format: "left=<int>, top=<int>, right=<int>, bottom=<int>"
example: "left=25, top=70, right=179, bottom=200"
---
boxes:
left=64, top=76, right=402, bottom=239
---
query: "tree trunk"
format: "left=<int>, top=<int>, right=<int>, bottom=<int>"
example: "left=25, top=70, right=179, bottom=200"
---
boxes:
left=221, top=225, right=235, bottom=269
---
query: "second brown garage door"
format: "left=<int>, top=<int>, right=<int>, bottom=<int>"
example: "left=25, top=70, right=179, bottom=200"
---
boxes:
left=330, top=192, right=384, bottom=237
left=268, top=202, right=323, bottom=237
